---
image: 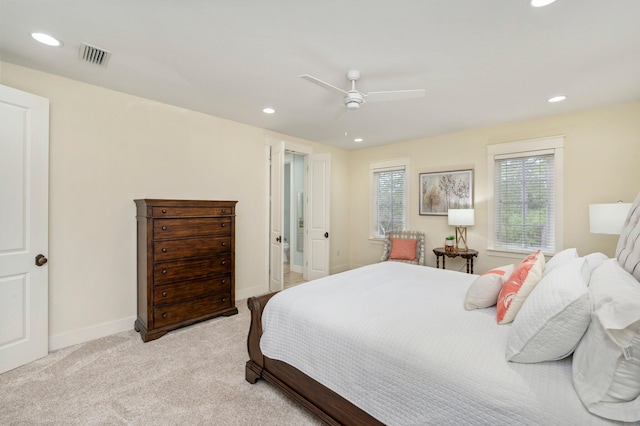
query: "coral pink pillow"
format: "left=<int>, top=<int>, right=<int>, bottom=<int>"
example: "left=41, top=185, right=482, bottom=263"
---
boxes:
left=464, top=264, right=514, bottom=310
left=496, top=250, right=545, bottom=324
left=389, top=238, right=417, bottom=261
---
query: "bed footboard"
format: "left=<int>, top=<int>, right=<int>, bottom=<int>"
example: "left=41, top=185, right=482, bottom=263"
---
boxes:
left=245, top=292, right=278, bottom=383
left=245, top=291, right=384, bottom=426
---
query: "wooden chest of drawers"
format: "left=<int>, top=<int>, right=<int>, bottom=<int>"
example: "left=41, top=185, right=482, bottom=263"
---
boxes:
left=134, top=199, right=238, bottom=342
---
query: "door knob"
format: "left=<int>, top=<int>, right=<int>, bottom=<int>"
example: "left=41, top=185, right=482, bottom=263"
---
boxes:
left=276, top=236, right=282, bottom=243
left=35, top=254, right=48, bottom=266
left=324, top=232, right=329, bottom=238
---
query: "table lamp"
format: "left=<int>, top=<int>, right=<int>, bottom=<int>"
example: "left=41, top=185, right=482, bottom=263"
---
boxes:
left=589, top=202, right=631, bottom=234
left=448, top=209, right=475, bottom=252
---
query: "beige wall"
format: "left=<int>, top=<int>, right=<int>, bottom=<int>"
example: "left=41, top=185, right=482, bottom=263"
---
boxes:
left=3, top=60, right=638, bottom=349
left=348, top=101, right=640, bottom=273
left=0, top=62, right=350, bottom=349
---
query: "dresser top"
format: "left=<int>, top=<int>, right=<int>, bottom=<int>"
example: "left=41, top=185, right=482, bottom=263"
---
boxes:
left=134, top=199, right=237, bottom=207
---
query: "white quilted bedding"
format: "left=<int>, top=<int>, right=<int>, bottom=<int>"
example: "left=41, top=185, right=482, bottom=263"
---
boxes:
left=260, top=262, right=625, bottom=425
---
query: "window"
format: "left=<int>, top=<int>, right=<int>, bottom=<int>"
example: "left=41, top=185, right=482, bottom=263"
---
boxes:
left=487, top=136, right=564, bottom=255
left=370, top=158, right=409, bottom=239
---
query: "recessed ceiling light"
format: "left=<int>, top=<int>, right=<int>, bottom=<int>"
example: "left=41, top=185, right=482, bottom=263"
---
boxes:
left=31, top=32, right=63, bottom=47
left=548, top=95, right=567, bottom=103
left=531, top=0, right=557, bottom=7
left=354, top=138, right=363, bottom=143
left=262, top=107, right=275, bottom=114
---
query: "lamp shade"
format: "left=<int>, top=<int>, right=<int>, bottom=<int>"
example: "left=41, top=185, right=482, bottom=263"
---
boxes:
left=589, top=203, right=632, bottom=234
left=448, top=209, right=475, bottom=226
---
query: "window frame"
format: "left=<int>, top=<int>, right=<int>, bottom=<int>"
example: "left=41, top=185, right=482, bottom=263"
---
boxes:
left=369, top=158, right=410, bottom=240
left=486, top=136, right=564, bottom=257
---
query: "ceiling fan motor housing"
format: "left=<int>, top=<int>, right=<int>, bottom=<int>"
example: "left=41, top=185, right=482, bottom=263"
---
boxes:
left=345, top=90, right=364, bottom=109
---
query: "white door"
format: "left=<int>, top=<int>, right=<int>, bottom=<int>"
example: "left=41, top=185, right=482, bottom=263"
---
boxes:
left=0, top=85, right=49, bottom=374
left=269, top=141, right=284, bottom=292
left=307, top=153, right=331, bottom=280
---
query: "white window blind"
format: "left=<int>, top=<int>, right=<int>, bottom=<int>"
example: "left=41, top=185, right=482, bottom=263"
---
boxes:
left=494, top=152, right=555, bottom=252
left=370, top=160, right=408, bottom=239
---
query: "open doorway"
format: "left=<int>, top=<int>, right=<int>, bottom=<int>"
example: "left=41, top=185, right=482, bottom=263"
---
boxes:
left=267, top=137, right=330, bottom=293
left=284, top=151, right=305, bottom=287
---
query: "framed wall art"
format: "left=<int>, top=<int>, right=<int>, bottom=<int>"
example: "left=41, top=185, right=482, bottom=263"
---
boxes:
left=419, top=169, right=473, bottom=215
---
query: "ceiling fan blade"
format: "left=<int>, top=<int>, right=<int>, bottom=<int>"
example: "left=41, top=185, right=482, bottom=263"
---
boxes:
left=332, top=104, right=347, bottom=121
left=365, top=89, right=426, bottom=103
left=300, top=74, right=348, bottom=96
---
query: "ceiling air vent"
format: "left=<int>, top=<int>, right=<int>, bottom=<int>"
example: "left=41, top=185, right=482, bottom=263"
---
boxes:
left=78, top=42, right=111, bottom=67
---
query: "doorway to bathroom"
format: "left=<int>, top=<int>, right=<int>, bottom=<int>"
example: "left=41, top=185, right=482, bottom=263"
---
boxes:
left=283, top=151, right=305, bottom=287
left=267, top=137, right=330, bottom=293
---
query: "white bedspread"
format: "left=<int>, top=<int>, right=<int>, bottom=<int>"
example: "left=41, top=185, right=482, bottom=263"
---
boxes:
left=261, top=262, right=624, bottom=425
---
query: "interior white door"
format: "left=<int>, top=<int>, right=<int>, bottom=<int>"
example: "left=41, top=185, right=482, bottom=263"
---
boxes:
left=269, top=141, right=285, bottom=292
left=307, top=153, right=331, bottom=280
left=0, top=85, right=49, bottom=374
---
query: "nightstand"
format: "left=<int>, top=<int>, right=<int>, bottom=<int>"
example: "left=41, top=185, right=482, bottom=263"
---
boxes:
left=433, top=247, right=479, bottom=274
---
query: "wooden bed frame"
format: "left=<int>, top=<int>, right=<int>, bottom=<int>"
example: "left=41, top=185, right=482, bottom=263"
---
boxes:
left=245, top=293, right=384, bottom=426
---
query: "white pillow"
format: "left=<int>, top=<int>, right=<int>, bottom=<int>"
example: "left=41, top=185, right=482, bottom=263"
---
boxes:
left=572, top=259, right=640, bottom=422
left=506, top=257, right=590, bottom=363
left=583, top=252, right=609, bottom=281
left=464, top=265, right=514, bottom=310
left=543, top=247, right=578, bottom=276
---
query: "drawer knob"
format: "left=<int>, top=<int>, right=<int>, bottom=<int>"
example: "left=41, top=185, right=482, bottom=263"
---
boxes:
left=221, top=279, right=226, bottom=284
left=162, top=313, right=167, bottom=319
left=162, top=248, right=167, bottom=253
left=221, top=223, right=226, bottom=227
left=162, top=209, right=167, bottom=214
left=221, top=260, right=227, bottom=266
left=162, top=291, right=168, bottom=297
left=162, top=226, right=167, bottom=231
left=222, top=298, right=226, bottom=302
left=162, top=269, right=168, bottom=274
left=221, top=209, right=226, bottom=213
left=221, top=242, right=226, bottom=247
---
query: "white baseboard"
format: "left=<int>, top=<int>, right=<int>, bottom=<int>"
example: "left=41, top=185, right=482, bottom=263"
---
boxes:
left=49, top=283, right=270, bottom=352
left=49, top=315, right=137, bottom=351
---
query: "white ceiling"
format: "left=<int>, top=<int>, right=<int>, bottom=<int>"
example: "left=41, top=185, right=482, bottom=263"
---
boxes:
left=1, top=1, right=639, bottom=150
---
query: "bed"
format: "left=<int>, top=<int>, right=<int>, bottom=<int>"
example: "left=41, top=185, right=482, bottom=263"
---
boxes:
left=246, top=196, right=640, bottom=425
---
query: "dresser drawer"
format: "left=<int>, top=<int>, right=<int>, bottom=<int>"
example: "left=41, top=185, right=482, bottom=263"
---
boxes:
left=154, top=237, right=231, bottom=261
left=153, top=274, right=231, bottom=305
left=152, top=206, right=234, bottom=217
left=154, top=256, right=232, bottom=284
left=154, top=292, right=232, bottom=328
left=154, top=217, right=231, bottom=240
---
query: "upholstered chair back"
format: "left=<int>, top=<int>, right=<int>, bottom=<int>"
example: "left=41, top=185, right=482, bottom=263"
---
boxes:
left=380, top=230, right=426, bottom=266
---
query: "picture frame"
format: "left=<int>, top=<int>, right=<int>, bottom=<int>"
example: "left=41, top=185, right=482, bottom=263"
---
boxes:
left=419, top=169, right=473, bottom=215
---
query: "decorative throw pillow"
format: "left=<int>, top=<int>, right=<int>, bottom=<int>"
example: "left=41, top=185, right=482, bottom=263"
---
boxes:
left=506, top=257, right=590, bottom=363
left=543, top=247, right=578, bottom=277
left=572, top=259, right=640, bottom=422
left=389, top=238, right=417, bottom=261
left=464, top=265, right=514, bottom=310
left=496, top=250, right=545, bottom=324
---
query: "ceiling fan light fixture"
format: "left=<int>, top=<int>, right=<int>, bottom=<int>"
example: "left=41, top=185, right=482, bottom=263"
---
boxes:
left=346, top=101, right=360, bottom=110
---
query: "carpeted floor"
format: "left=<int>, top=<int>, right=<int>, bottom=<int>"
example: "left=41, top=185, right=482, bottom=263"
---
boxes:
left=0, top=300, right=322, bottom=425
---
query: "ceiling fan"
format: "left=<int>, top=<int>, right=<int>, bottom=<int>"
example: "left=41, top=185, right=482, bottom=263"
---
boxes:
left=300, top=70, right=426, bottom=114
